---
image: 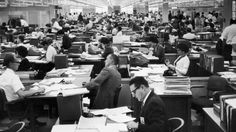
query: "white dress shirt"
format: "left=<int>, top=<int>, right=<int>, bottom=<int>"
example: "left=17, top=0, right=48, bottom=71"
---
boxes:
left=52, top=21, right=62, bottom=33
left=174, top=55, right=190, bottom=76
left=0, top=68, right=25, bottom=102
left=46, top=45, right=57, bottom=63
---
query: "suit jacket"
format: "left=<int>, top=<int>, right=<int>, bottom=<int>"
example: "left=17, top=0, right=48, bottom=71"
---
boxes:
left=137, top=91, right=168, bottom=132
left=85, top=66, right=121, bottom=109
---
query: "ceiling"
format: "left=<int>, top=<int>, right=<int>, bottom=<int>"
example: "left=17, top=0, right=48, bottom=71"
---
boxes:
left=69, top=0, right=218, bottom=8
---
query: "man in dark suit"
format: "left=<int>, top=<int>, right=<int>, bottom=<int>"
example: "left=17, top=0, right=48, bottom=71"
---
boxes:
left=127, top=77, right=168, bottom=132
left=84, top=54, right=121, bottom=109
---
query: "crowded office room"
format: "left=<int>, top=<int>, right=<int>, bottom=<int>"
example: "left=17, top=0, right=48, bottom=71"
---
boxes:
left=0, top=0, right=236, bottom=132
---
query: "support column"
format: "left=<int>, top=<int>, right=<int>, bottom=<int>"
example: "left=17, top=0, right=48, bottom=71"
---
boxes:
left=223, top=0, right=233, bottom=27
left=162, top=2, right=169, bottom=23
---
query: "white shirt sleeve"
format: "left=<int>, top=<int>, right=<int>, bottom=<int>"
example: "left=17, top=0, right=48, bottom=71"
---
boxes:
left=46, top=45, right=57, bottom=62
left=12, top=75, right=25, bottom=93
left=175, top=56, right=190, bottom=76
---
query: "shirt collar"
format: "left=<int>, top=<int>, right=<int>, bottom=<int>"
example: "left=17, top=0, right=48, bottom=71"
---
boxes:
left=142, top=90, right=152, bottom=106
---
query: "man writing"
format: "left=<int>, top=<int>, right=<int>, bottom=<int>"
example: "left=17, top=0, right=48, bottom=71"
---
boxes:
left=127, top=77, right=168, bottom=132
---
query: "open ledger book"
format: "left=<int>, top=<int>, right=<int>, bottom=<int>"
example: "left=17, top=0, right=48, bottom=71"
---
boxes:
left=89, top=106, right=135, bottom=123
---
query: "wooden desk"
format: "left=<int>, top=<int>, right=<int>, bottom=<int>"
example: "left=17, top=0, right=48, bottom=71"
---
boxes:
left=203, top=108, right=226, bottom=132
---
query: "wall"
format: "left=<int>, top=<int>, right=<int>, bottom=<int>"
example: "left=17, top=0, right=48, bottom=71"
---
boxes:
left=0, top=5, right=55, bottom=28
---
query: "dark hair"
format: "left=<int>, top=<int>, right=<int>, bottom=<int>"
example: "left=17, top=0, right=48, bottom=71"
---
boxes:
left=99, top=37, right=110, bottom=45
left=2, top=22, right=6, bottom=27
left=18, top=35, right=25, bottom=43
left=149, top=35, right=159, bottom=43
left=176, top=42, right=190, bottom=53
left=129, top=77, right=149, bottom=88
left=15, top=46, right=28, bottom=58
left=230, top=18, right=236, bottom=25
left=41, top=37, right=53, bottom=46
left=3, top=53, right=16, bottom=67
left=117, top=26, right=122, bottom=31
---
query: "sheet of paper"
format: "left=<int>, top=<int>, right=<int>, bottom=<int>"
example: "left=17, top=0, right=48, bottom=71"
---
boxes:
left=107, top=114, right=135, bottom=123
left=78, top=116, right=107, bottom=129
left=90, top=106, right=132, bottom=116
left=106, top=123, right=128, bottom=132
left=62, top=88, right=89, bottom=97
left=51, top=125, right=77, bottom=132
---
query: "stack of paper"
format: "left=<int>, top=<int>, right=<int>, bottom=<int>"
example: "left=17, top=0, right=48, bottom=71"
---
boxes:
left=164, top=76, right=190, bottom=92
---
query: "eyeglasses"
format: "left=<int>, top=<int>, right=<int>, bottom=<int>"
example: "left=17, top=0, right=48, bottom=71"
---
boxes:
left=131, top=86, right=140, bottom=94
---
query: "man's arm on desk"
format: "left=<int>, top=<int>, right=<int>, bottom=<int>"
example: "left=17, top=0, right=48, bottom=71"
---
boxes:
left=17, top=87, right=45, bottom=98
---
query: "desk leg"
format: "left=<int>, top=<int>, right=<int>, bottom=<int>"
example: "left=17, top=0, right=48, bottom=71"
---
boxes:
left=29, top=100, right=36, bottom=132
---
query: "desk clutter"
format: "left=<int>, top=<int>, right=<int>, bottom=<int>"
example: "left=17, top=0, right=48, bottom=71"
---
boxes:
left=31, top=77, right=89, bottom=97
left=52, top=106, right=134, bottom=132
left=130, top=64, right=192, bottom=95
left=219, top=95, right=236, bottom=132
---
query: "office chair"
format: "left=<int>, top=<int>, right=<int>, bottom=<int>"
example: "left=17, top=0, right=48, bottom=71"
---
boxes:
left=191, top=75, right=233, bottom=114
left=117, top=83, right=132, bottom=107
left=0, top=88, right=29, bottom=120
left=168, top=117, right=184, bottom=132
left=118, top=55, right=129, bottom=78
left=0, top=121, right=25, bottom=132
left=54, top=54, right=68, bottom=69
left=57, top=93, right=82, bottom=124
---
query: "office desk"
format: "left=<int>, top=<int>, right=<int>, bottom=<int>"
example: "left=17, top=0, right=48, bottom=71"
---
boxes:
left=203, top=108, right=226, bottom=132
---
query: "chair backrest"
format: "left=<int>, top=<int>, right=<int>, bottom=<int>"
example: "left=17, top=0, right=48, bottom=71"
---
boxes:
left=57, top=93, right=82, bottom=124
left=168, top=117, right=184, bottom=132
left=8, top=121, right=25, bottom=132
left=117, top=83, right=132, bottom=107
left=207, top=75, right=229, bottom=92
left=54, top=54, right=68, bottom=69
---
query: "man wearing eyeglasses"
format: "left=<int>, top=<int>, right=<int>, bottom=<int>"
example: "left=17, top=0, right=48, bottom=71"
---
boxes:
left=127, top=77, right=168, bottom=132
left=0, top=53, right=45, bottom=102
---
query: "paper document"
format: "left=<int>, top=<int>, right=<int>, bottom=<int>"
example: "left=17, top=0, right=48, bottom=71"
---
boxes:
left=107, top=114, right=135, bottom=123
left=90, top=106, right=132, bottom=116
left=62, top=88, right=89, bottom=97
left=78, top=116, right=107, bottom=129
left=51, top=125, right=77, bottom=132
left=106, top=123, right=128, bottom=131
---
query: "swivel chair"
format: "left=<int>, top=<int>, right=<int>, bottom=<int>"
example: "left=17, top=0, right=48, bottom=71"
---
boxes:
left=0, top=88, right=29, bottom=120
left=168, top=117, right=185, bottom=132
left=0, top=121, right=25, bottom=132
left=191, top=75, right=233, bottom=114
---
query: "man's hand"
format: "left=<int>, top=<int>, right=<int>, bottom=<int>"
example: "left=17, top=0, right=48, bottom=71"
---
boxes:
left=127, top=121, right=139, bottom=129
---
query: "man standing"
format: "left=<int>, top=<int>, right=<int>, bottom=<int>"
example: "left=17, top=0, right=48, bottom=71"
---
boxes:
left=84, top=54, right=121, bottom=109
left=221, top=18, right=236, bottom=64
left=127, top=77, right=168, bottom=132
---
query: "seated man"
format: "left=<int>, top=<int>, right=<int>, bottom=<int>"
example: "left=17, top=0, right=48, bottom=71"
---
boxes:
left=127, top=77, right=168, bottom=132
left=0, top=53, right=44, bottom=101
left=84, top=54, right=121, bottom=109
